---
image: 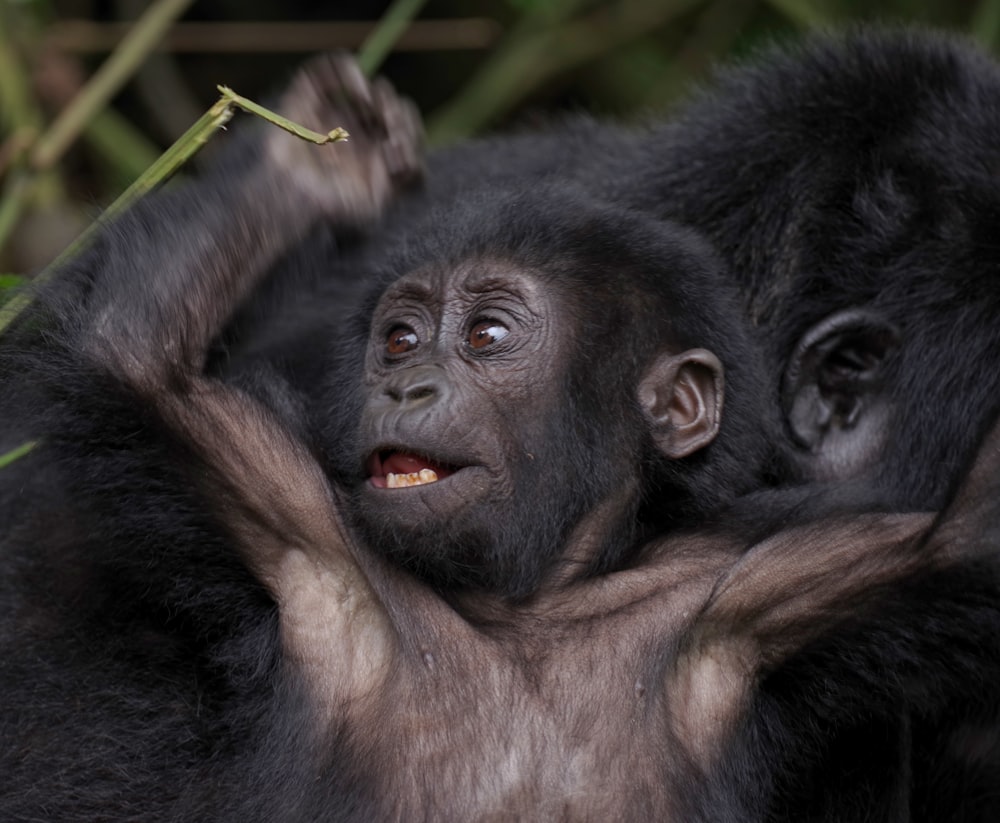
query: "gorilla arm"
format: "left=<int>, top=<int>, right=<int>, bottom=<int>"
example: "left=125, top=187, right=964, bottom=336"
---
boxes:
left=86, top=55, right=418, bottom=388
left=674, top=417, right=1000, bottom=766
left=76, top=54, right=421, bottom=709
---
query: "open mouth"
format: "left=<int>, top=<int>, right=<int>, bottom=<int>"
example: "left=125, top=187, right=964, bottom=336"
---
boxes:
left=367, top=450, right=458, bottom=489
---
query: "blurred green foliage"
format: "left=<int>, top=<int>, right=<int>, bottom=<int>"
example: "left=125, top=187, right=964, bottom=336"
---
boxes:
left=0, top=0, right=997, bottom=274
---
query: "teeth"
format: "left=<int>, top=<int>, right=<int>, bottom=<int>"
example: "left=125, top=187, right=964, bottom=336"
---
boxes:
left=386, top=468, right=439, bottom=488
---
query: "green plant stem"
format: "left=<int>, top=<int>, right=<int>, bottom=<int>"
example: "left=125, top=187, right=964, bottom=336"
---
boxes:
left=0, top=5, right=41, bottom=135
left=0, top=440, right=37, bottom=469
left=30, top=0, right=195, bottom=170
left=84, top=108, right=164, bottom=188
left=94, top=98, right=233, bottom=203
left=0, top=96, right=232, bottom=334
left=357, top=0, right=430, bottom=76
left=428, top=0, right=705, bottom=143
left=0, top=84, right=350, bottom=335
left=43, top=97, right=237, bottom=276
left=0, top=0, right=422, bottom=336
left=218, top=86, right=349, bottom=143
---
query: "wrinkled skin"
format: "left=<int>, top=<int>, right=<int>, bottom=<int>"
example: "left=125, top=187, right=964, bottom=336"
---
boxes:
left=353, top=262, right=573, bottom=590
left=343, top=253, right=723, bottom=596
left=309, top=187, right=785, bottom=598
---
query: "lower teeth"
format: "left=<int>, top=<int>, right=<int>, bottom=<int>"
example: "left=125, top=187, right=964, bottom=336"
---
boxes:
left=387, top=468, right=438, bottom=488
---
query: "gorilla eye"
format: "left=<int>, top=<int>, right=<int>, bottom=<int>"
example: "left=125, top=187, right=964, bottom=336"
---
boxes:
left=386, top=325, right=419, bottom=355
left=468, top=320, right=509, bottom=350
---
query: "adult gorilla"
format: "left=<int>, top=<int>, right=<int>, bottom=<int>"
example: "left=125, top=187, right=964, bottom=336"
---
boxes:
left=630, top=27, right=1000, bottom=508
left=619, top=27, right=1000, bottom=821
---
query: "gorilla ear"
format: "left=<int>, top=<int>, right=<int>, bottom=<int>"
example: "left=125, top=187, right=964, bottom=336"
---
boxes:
left=639, top=349, right=723, bottom=459
left=781, top=308, right=899, bottom=453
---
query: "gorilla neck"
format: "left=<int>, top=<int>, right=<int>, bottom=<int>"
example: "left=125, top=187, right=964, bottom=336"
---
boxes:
left=537, top=477, right=644, bottom=590
left=349, top=472, right=644, bottom=601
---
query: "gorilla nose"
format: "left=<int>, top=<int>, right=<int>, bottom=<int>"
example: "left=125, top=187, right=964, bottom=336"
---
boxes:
left=383, top=365, right=449, bottom=407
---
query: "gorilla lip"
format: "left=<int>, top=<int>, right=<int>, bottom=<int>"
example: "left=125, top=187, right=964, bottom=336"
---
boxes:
left=368, top=450, right=456, bottom=489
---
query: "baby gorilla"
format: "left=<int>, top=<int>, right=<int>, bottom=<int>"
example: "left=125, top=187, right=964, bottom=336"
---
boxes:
left=318, top=185, right=782, bottom=598
left=190, top=174, right=963, bottom=819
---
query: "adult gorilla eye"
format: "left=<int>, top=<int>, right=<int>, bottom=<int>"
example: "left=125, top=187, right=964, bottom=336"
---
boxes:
left=386, top=325, right=419, bottom=355
left=468, top=320, right=509, bottom=350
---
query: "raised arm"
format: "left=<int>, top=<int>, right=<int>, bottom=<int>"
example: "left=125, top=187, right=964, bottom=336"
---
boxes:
left=81, top=54, right=420, bottom=389
left=73, top=54, right=420, bottom=704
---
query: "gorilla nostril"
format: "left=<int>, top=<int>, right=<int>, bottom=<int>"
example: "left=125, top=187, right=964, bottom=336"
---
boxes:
left=383, top=366, right=448, bottom=406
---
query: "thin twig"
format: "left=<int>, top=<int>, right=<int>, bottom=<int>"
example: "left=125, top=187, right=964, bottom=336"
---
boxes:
left=218, top=86, right=349, bottom=144
left=0, top=87, right=348, bottom=334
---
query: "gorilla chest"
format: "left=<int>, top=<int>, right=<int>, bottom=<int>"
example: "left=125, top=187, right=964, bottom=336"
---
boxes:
left=349, top=617, right=710, bottom=821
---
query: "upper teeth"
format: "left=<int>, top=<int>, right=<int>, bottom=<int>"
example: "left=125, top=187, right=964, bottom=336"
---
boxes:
left=387, top=469, right=439, bottom=488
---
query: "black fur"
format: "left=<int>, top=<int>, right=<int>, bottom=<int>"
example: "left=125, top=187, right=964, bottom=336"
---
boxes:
left=621, top=28, right=1000, bottom=820
left=631, top=26, right=1000, bottom=508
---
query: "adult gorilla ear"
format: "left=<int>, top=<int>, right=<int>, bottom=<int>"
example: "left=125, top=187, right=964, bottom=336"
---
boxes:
left=639, top=349, right=723, bottom=459
left=781, top=308, right=899, bottom=469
